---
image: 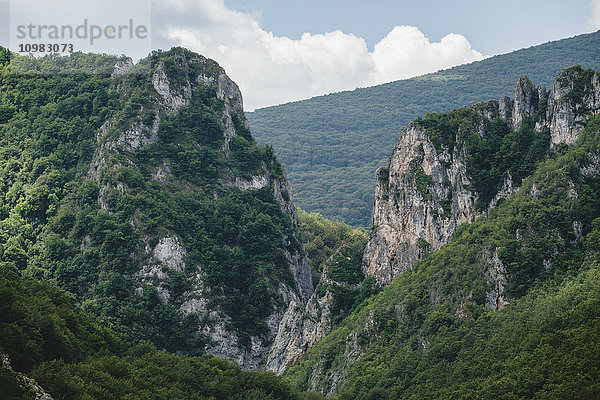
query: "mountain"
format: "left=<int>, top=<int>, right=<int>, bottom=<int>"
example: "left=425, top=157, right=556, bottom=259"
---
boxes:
left=283, top=67, right=600, bottom=398
left=365, top=66, right=599, bottom=286
left=248, top=30, right=600, bottom=226
left=3, top=44, right=600, bottom=400
left=0, top=47, right=314, bottom=371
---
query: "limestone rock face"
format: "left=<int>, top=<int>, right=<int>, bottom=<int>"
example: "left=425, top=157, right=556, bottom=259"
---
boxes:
left=363, top=123, right=479, bottom=286
left=512, top=77, right=539, bottom=129
left=265, top=246, right=361, bottom=374
left=264, top=290, right=333, bottom=374
left=363, top=67, right=600, bottom=288
left=546, top=68, right=600, bottom=145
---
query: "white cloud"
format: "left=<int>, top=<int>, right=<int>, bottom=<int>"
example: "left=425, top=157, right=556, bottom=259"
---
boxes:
left=154, top=0, right=485, bottom=110
left=589, top=0, right=600, bottom=31
left=370, top=26, right=484, bottom=83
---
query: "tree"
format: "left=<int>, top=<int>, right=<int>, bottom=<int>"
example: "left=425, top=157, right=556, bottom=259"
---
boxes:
left=0, top=47, right=11, bottom=67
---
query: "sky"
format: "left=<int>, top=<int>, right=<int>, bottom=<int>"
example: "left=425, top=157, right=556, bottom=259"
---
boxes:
left=1, top=0, right=599, bottom=110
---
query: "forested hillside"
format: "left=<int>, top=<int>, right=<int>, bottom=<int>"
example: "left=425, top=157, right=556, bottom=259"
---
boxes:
left=297, top=209, right=368, bottom=286
left=248, top=30, right=600, bottom=226
left=2, top=38, right=599, bottom=400
left=0, top=46, right=317, bottom=370
left=0, top=266, right=324, bottom=399
left=283, top=76, right=600, bottom=399
left=0, top=46, right=333, bottom=398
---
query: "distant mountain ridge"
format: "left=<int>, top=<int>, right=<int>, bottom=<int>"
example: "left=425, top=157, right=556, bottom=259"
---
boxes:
left=248, top=30, right=600, bottom=226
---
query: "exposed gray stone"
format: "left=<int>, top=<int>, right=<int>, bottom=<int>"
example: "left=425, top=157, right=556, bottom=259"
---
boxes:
left=363, top=123, right=481, bottom=286
left=546, top=68, right=600, bottom=145
left=512, top=77, right=538, bottom=129
left=363, top=69, right=600, bottom=287
left=2, top=354, right=54, bottom=400
left=112, top=58, right=134, bottom=77
left=265, top=247, right=357, bottom=374
left=483, top=248, right=508, bottom=311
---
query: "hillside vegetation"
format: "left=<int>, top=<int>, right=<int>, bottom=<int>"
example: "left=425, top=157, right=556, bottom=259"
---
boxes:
left=0, top=47, right=328, bottom=399
left=298, top=209, right=368, bottom=286
left=248, top=30, right=600, bottom=226
left=284, top=112, right=600, bottom=398
left=0, top=266, right=323, bottom=399
left=0, top=47, right=306, bottom=355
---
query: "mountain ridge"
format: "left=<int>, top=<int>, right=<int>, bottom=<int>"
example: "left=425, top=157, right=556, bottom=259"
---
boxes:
left=365, top=66, right=600, bottom=286
left=0, top=47, right=313, bottom=370
left=248, top=30, right=600, bottom=226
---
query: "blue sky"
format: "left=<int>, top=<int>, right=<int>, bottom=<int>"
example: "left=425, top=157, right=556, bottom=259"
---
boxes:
left=1, top=0, right=598, bottom=110
left=223, top=0, right=592, bottom=55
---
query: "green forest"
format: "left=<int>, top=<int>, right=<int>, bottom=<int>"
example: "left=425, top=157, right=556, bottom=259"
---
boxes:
left=1, top=36, right=599, bottom=400
left=0, top=266, right=323, bottom=399
left=297, top=209, right=368, bottom=285
left=284, top=114, right=600, bottom=399
left=0, top=47, right=333, bottom=399
left=248, top=30, right=600, bottom=226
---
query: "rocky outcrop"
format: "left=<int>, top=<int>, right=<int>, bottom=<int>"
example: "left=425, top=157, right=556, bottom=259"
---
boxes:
left=83, top=48, right=313, bottom=370
left=363, top=66, right=600, bottom=287
left=266, top=246, right=361, bottom=374
left=363, top=123, right=479, bottom=286
left=265, top=291, right=333, bottom=374
left=112, top=58, right=134, bottom=77
left=136, top=236, right=187, bottom=301
left=545, top=67, right=600, bottom=145
left=512, top=77, right=545, bottom=129
left=483, top=248, right=508, bottom=311
left=2, top=354, right=54, bottom=400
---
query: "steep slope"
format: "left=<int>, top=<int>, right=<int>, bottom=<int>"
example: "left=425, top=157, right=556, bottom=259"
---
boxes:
left=274, top=66, right=600, bottom=373
left=365, top=66, right=600, bottom=286
left=0, top=267, right=324, bottom=399
left=0, top=265, right=125, bottom=400
left=0, top=47, right=312, bottom=369
left=248, top=30, right=600, bottom=226
left=263, top=210, right=373, bottom=374
left=266, top=240, right=375, bottom=374
left=284, top=69, right=600, bottom=398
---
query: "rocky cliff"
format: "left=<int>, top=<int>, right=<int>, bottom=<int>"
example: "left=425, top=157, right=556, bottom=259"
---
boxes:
left=105, top=49, right=312, bottom=369
left=283, top=67, right=600, bottom=398
left=267, top=66, right=600, bottom=375
left=363, top=66, right=600, bottom=287
left=265, top=269, right=334, bottom=374
left=266, top=245, right=365, bottom=374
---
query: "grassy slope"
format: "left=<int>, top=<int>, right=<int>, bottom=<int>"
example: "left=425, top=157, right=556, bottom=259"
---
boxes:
left=248, top=30, right=600, bottom=226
